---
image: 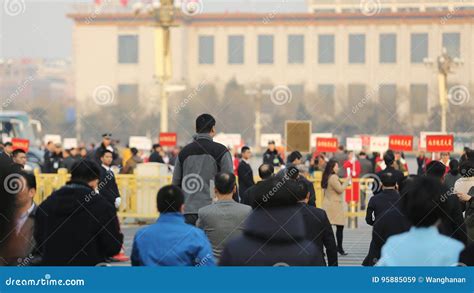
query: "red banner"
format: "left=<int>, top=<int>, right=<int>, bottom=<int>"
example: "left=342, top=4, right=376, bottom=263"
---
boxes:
left=159, top=133, right=177, bottom=147
left=316, top=137, right=338, bottom=152
left=389, top=135, right=413, bottom=152
left=426, top=135, right=454, bottom=152
left=12, top=138, right=29, bottom=152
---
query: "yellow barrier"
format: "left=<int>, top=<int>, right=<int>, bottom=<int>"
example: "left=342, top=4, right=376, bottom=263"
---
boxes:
left=34, top=169, right=373, bottom=226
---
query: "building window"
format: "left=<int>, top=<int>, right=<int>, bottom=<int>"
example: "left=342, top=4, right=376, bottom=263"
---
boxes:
left=410, top=84, right=428, bottom=114
left=258, top=35, right=274, bottom=64
left=288, top=35, right=304, bottom=64
left=118, top=84, right=138, bottom=107
left=199, top=36, right=214, bottom=64
left=348, top=84, right=366, bottom=106
left=318, top=84, right=335, bottom=113
left=379, top=33, right=397, bottom=63
left=379, top=84, right=397, bottom=113
left=410, top=33, right=428, bottom=63
left=349, top=34, right=366, bottom=64
left=318, top=34, right=335, bottom=64
left=288, top=84, right=305, bottom=100
left=228, top=35, right=244, bottom=64
left=118, top=35, right=138, bottom=64
left=442, top=32, right=461, bottom=58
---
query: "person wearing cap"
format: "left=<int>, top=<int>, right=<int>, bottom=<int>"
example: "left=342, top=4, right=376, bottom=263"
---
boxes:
left=262, top=140, right=284, bottom=167
left=94, top=133, right=117, bottom=164
left=43, top=143, right=64, bottom=174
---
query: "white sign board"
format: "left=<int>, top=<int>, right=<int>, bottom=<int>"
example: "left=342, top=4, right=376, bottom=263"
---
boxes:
left=310, top=133, right=333, bottom=148
left=370, top=136, right=389, bottom=153
left=63, top=138, right=78, bottom=149
left=419, top=131, right=446, bottom=150
left=129, top=136, right=152, bottom=151
left=346, top=137, right=363, bottom=152
left=260, top=133, right=282, bottom=147
left=43, top=134, right=62, bottom=145
left=214, top=133, right=242, bottom=148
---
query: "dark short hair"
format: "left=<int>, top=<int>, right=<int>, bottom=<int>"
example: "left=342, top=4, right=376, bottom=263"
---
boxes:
left=253, top=177, right=299, bottom=208
left=70, top=160, right=101, bottom=183
left=380, top=172, right=397, bottom=187
left=19, top=171, right=36, bottom=190
left=12, top=149, right=26, bottom=157
left=359, top=151, right=366, bottom=156
left=4, top=142, right=12, bottom=147
left=287, top=151, right=302, bottom=163
left=100, top=149, right=113, bottom=158
left=425, top=161, right=446, bottom=179
left=214, top=172, right=236, bottom=194
left=258, top=164, right=274, bottom=179
left=157, top=185, right=184, bottom=213
left=383, top=153, right=395, bottom=166
left=460, top=160, right=474, bottom=178
left=195, top=114, right=216, bottom=133
left=293, top=180, right=309, bottom=201
left=449, top=159, right=459, bottom=176
left=152, top=144, right=161, bottom=150
left=401, top=176, right=443, bottom=227
left=130, top=147, right=138, bottom=156
left=241, top=146, right=250, bottom=154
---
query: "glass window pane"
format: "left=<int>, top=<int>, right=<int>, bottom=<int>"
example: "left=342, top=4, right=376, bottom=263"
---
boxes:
left=380, top=34, right=397, bottom=63
left=442, top=32, right=461, bottom=58
left=288, top=35, right=304, bottom=64
left=258, top=35, right=274, bottom=64
left=318, top=84, right=335, bottom=113
left=318, top=34, right=335, bottom=64
left=199, top=35, right=214, bottom=64
left=348, top=84, right=366, bottom=106
left=410, top=84, right=428, bottom=114
left=118, top=35, right=138, bottom=64
left=410, top=33, right=428, bottom=63
left=349, top=34, right=366, bottom=64
left=118, top=84, right=138, bottom=107
left=228, top=35, right=244, bottom=64
left=379, top=84, right=397, bottom=113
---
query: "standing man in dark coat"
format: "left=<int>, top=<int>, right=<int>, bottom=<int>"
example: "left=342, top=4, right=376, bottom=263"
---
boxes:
left=375, top=153, right=405, bottom=194
left=99, top=149, right=121, bottom=208
left=94, top=133, right=117, bottom=164
left=237, top=146, right=254, bottom=202
left=262, top=140, right=284, bottom=167
left=365, top=172, right=400, bottom=226
left=241, top=163, right=274, bottom=207
left=294, top=179, right=338, bottom=266
left=149, top=144, right=164, bottom=163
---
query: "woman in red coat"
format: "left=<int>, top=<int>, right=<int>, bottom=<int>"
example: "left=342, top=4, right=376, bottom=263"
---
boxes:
left=343, top=151, right=361, bottom=203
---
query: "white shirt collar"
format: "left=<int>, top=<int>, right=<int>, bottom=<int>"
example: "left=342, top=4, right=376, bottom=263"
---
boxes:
left=102, top=164, right=112, bottom=172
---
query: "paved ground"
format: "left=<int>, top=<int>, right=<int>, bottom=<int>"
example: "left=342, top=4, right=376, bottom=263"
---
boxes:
left=114, top=217, right=371, bottom=267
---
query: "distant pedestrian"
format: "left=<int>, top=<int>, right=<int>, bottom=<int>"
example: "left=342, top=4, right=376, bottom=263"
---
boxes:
left=241, top=163, right=274, bottom=207
left=131, top=185, right=215, bottom=266
left=122, top=147, right=143, bottom=174
left=365, top=172, right=400, bottom=226
left=262, top=140, right=284, bottom=167
left=333, top=145, right=347, bottom=177
left=444, top=159, right=461, bottom=191
left=12, top=149, right=27, bottom=168
left=197, top=172, right=251, bottom=260
left=343, top=150, right=361, bottom=203
left=237, top=146, right=254, bottom=202
left=375, top=152, right=405, bottom=194
left=62, top=149, right=76, bottom=172
left=94, top=133, right=117, bottom=164
left=172, top=114, right=233, bottom=226
left=149, top=144, right=165, bottom=163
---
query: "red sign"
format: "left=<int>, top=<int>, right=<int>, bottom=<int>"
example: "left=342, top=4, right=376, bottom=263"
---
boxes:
left=389, top=135, right=413, bottom=152
left=360, top=135, right=371, bottom=147
left=316, top=137, right=338, bottom=152
left=11, top=138, right=29, bottom=152
left=426, top=135, right=454, bottom=152
left=159, top=133, right=177, bottom=147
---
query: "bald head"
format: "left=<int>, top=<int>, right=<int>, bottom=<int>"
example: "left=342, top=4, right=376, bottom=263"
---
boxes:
left=258, top=164, right=274, bottom=180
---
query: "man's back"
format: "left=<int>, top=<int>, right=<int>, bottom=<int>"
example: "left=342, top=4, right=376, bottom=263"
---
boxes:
left=35, top=182, right=123, bottom=266
left=197, top=200, right=251, bottom=259
left=359, top=158, right=373, bottom=176
left=131, top=212, right=214, bottom=266
left=365, top=189, right=400, bottom=225
left=172, top=134, right=233, bottom=214
left=375, top=167, right=405, bottom=193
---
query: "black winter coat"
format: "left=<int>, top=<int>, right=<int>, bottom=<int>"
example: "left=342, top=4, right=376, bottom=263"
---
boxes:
left=219, top=205, right=325, bottom=266
left=35, top=181, right=123, bottom=266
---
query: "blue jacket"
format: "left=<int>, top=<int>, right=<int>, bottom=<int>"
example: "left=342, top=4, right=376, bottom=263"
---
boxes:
left=131, top=213, right=215, bottom=266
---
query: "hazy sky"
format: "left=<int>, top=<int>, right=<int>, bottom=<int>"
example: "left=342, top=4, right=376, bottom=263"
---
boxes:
left=0, top=0, right=306, bottom=59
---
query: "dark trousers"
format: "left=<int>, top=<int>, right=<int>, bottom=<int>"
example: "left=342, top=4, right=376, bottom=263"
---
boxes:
left=184, top=213, right=199, bottom=226
left=336, top=225, right=344, bottom=250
